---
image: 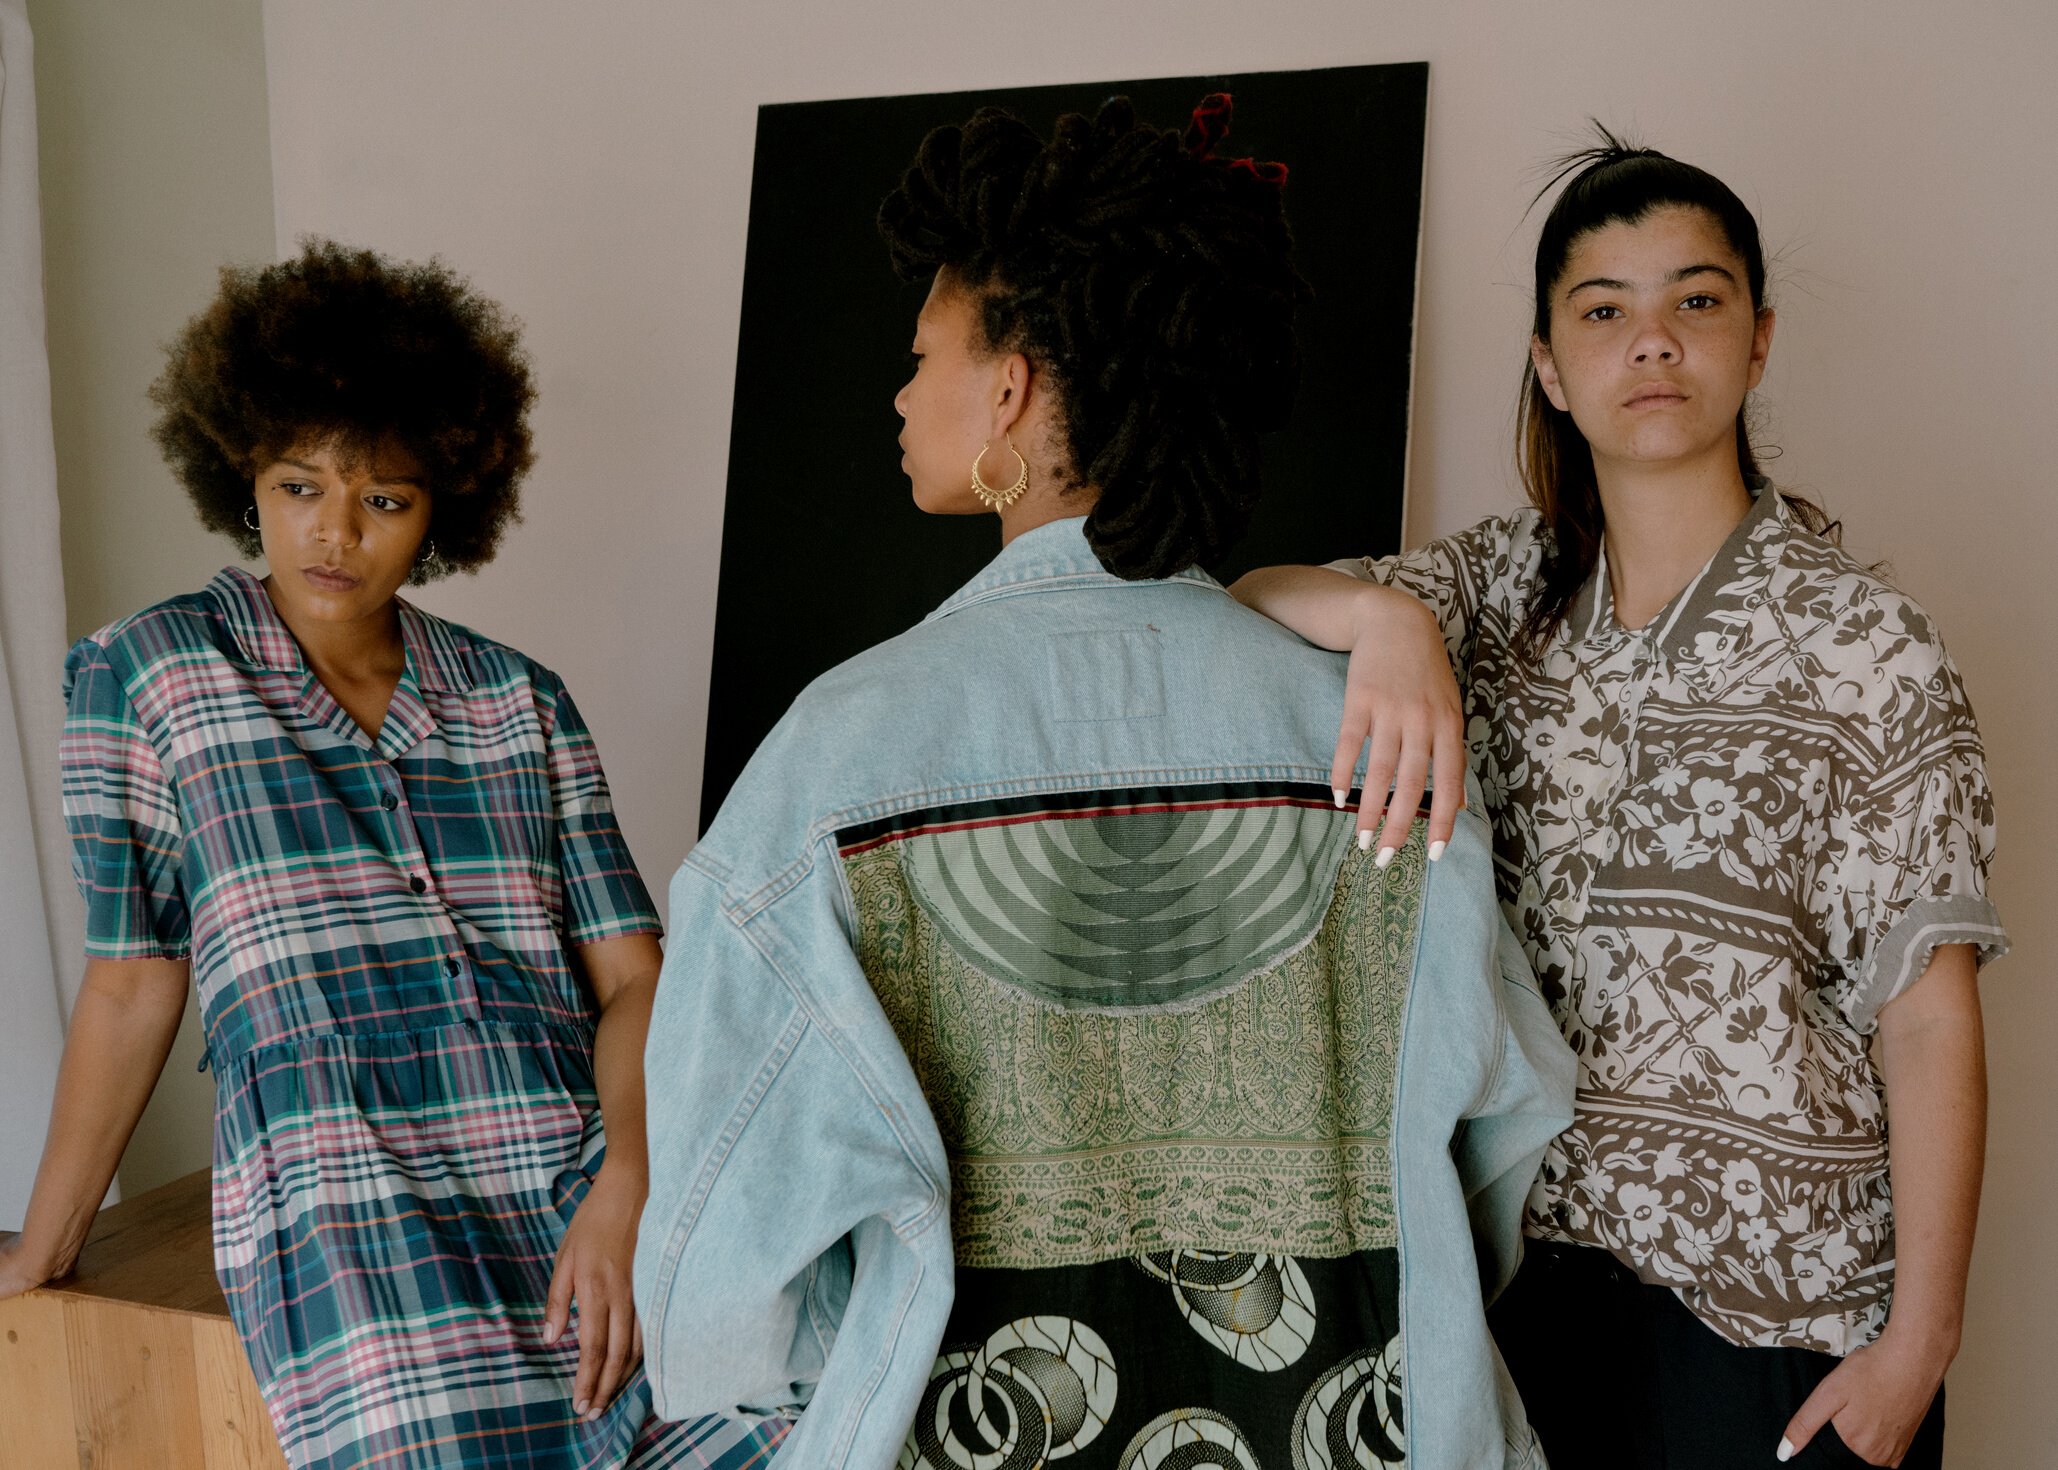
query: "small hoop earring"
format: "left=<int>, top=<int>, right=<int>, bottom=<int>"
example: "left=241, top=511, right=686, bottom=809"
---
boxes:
left=242, top=506, right=259, bottom=532
left=414, top=538, right=450, bottom=581
left=970, top=435, right=1030, bottom=511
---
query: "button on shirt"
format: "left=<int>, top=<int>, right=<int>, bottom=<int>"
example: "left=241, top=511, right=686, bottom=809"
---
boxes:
left=1334, top=482, right=2008, bottom=1353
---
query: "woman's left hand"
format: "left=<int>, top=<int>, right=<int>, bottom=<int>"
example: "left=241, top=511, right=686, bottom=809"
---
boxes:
left=543, top=1167, right=647, bottom=1421
left=1778, top=1326, right=1948, bottom=1466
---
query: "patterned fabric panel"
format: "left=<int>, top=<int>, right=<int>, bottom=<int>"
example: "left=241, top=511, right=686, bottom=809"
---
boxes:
left=841, top=786, right=1424, bottom=1269
left=898, top=1249, right=1403, bottom=1470
left=892, top=801, right=1349, bottom=1008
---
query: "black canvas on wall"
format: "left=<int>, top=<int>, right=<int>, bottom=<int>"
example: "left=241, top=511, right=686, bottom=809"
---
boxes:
left=701, top=62, right=1428, bottom=829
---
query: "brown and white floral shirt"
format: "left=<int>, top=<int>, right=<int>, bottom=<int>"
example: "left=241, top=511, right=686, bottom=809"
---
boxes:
left=1332, top=481, right=2007, bottom=1352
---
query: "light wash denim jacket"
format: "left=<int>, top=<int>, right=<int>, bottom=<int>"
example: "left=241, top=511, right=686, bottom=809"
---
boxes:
left=637, top=518, right=1575, bottom=1469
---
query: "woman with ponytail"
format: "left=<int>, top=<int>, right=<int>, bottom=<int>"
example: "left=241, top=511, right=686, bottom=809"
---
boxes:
left=636, top=96, right=1576, bottom=1470
left=1234, top=136, right=2005, bottom=1469
left=875, top=89, right=1303, bottom=579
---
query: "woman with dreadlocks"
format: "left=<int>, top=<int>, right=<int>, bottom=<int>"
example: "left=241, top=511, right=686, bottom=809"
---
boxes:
left=1233, top=135, right=2004, bottom=1469
left=634, top=95, right=1574, bottom=1470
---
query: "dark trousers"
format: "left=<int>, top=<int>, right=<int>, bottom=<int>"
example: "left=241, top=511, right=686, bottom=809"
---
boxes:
left=1489, top=1240, right=1945, bottom=1470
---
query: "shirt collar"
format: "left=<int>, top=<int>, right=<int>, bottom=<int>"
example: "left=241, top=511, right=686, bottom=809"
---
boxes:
left=1565, top=476, right=1790, bottom=674
left=923, top=516, right=1220, bottom=622
left=206, top=565, right=475, bottom=692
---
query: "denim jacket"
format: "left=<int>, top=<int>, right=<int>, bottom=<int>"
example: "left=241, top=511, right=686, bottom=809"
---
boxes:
left=637, top=518, right=1575, bottom=1470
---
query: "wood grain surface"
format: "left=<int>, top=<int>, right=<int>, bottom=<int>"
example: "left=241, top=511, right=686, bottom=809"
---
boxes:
left=0, top=1171, right=284, bottom=1467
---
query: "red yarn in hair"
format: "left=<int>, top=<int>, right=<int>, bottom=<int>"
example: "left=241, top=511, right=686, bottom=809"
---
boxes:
left=1185, top=92, right=1235, bottom=157
left=1182, top=93, right=1288, bottom=186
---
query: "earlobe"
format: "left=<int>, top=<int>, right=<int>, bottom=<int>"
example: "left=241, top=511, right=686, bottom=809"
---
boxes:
left=1531, top=337, right=1569, bottom=413
left=1746, top=308, right=1777, bottom=390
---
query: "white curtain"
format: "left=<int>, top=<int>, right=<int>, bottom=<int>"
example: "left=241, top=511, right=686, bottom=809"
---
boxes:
left=0, top=0, right=80, bottom=1232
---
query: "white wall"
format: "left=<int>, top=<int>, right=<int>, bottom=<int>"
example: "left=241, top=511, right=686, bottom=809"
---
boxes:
left=28, top=0, right=274, bottom=1197
left=30, top=0, right=2051, bottom=1460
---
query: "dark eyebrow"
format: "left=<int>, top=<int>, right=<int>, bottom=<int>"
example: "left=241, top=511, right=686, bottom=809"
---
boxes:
left=1565, top=263, right=1739, bottom=298
left=274, top=457, right=423, bottom=488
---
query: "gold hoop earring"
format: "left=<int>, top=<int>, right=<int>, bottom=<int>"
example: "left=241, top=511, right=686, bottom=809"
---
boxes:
left=970, top=435, right=1030, bottom=511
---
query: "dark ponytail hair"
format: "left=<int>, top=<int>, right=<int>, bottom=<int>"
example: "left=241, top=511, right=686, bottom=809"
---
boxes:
left=879, top=94, right=1309, bottom=579
left=1515, top=126, right=1833, bottom=657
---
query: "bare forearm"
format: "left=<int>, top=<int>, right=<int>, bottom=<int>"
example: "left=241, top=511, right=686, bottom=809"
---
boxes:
left=578, top=934, right=663, bottom=1191
left=1228, top=565, right=1417, bottom=652
left=14, top=958, right=189, bottom=1273
left=1873, top=945, right=1985, bottom=1361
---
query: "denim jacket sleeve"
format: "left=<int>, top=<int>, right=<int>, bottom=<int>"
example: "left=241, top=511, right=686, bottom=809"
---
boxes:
left=634, top=843, right=955, bottom=1469
left=1458, top=910, right=1578, bottom=1304
left=1390, top=782, right=1574, bottom=1470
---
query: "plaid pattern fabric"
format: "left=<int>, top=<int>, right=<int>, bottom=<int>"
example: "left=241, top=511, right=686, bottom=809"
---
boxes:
left=60, top=567, right=784, bottom=1469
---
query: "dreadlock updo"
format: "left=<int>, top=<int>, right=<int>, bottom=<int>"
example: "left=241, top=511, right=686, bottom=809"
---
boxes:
left=879, top=94, right=1308, bottom=580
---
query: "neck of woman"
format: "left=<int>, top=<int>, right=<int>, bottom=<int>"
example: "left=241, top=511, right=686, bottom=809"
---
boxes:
left=263, top=578, right=408, bottom=681
left=1593, top=444, right=1755, bottom=632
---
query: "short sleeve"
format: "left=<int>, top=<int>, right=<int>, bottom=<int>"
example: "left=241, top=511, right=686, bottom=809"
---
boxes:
left=1324, top=512, right=1538, bottom=672
left=540, top=674, right=661, bottom=945
left=1826, top=642, right=2007, bottom=1030
left=61, top=638, right=190, bottom=959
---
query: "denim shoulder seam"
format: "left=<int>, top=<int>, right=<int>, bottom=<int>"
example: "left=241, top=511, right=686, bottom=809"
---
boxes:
left=681, top=844, right=734, bottom=888
left=730, top=892, right=948, bottom=1236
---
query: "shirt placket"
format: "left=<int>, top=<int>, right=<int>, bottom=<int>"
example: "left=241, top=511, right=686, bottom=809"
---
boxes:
left=1556, top=632, right=1657, bottom=932
left=374, top=714, right=483, bottom=1023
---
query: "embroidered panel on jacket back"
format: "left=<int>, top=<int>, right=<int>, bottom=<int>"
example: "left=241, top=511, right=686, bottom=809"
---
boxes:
left=842, top=782, right=1422, bottom=1470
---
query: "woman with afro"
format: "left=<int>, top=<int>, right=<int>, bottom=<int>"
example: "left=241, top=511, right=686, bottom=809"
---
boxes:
left=0, top=241, right=782, bottom=1470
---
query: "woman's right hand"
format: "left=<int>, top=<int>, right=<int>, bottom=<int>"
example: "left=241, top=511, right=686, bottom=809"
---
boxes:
left=0, top=1232, right=64, bottom=1301
left=1331, top=585, right=1468, bottom=863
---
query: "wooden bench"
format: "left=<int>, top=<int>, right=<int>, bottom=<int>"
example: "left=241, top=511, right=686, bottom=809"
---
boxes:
left=0, top=1170, right=285, bottom=1468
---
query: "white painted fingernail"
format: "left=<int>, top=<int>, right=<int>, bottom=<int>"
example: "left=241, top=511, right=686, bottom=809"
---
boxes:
left=1333, top=789, right=1348, bottom=809
left=1375, top=847, right=1396, bottom=868
left=1776, top=1439, right=1794, bottom=1463
left=1428, top=841, right=1446, bottom=862
left=1356, top=830, right=1372, bottom=852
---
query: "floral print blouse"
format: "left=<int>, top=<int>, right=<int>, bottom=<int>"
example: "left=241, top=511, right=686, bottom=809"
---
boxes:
left=1332, top=482, right=2007, bottom=1352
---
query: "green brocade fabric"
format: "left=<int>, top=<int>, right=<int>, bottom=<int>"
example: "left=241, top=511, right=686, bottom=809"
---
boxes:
left=845, top=802, right=1425, bottom=1271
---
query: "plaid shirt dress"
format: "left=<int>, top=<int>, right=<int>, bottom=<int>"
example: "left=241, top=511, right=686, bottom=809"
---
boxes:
left=59, top=566, right=786, bottom=1470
